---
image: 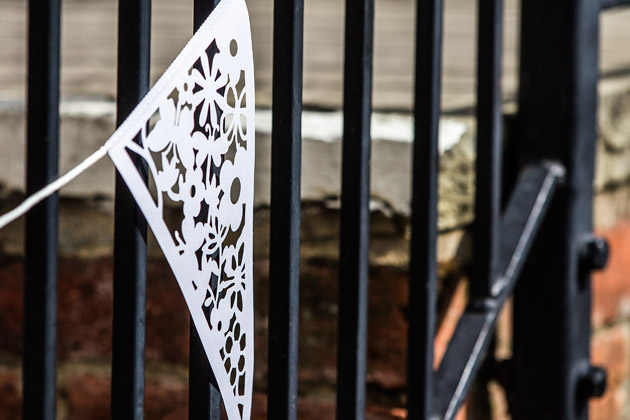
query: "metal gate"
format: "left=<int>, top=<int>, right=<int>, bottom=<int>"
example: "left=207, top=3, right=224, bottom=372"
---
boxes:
left=17, top=0, right=629, bottom=419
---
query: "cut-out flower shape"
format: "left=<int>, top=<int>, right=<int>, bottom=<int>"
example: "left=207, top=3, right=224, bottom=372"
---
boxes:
left=222, top=71, right=248, bottom=151
left=189, top=42, right=230, bottom=134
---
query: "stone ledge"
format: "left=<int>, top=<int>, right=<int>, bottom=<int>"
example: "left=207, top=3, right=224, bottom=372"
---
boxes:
left=0, top=100, right=472, bottom=230
left=1, top=75, right=630, bottom=243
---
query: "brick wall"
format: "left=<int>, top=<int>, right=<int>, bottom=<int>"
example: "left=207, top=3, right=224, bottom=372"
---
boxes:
left=0, top=204, right=424, bottom=420
left=590, top=222, right=630, bottom=420
left=0, top=198, right=626, bottom=419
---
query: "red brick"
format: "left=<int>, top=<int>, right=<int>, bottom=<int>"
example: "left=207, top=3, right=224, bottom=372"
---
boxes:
left=592, top=222, right=630, bottom=327
left=251, top=392, right=268, bottom=420
left=0, top=259, right=23, bottom=354
left=145, top=261, right=190, bottom=365
left=144, top=377, right=188, bottom=420
left=57, top=259, right=113, bottom=360
left=252, top=259, right=270, bottom=388
left=294, top=263, right=412, bottom=390
left=65, top=374, right=110, bottom=420
left=590, top=325, right=630, bottom=420
left=297, top=397, right=336, bottom=419
left=366, top=268, right=409, bottom=390
left=434, top=280, right=467, bottom=367
left=0, top=370, right=21, bottom=420
left=60, top=257, right=192, bottom=364
left=0, top=256, right=192, bottom=364
left=65, top=372, right=189, bottom=420
left=251, top=393, right=410, bottom=420
left=293, top=261, right=339, bottom=385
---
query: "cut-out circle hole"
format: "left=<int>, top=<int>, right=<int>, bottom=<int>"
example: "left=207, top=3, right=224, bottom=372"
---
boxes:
left=230, top=178, right=241, bottom=204
left=230, top=39, right=238, bottom=56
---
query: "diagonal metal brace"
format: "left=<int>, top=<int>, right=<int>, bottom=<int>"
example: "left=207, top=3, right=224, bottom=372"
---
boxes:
left=430, top=161, right=565, bottom=420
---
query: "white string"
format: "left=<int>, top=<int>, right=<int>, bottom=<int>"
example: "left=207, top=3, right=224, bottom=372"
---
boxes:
left=0, top=141, right=112, bottom=230
left=0, top=0, right=233, bottom=232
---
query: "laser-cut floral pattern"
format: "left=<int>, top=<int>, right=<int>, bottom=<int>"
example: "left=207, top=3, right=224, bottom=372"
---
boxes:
left=107, top=1, right=254, bottom=418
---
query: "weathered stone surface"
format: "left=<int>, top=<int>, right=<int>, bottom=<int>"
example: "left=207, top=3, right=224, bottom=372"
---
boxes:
left=437, top=119, right=475, bottom=230
left=3, top=0, right=629, bottom=111
left=0, top=193, right=116, bottom=259
left=0, top=101, right=116, bottom=199
left=256, top=110, right=473, bottom=219
left=7, top=91, right=630, bottom=238
left=3, top=82, right=630, bottom=234
left=594, top=186, right=630, bottom=231
left=0, top=0, right=522, bottom=111
left=0, top=196, right=471, bottom=273
left=596, top=80, right=630, bottom=191
left=0, top=104, right=473, bottom=227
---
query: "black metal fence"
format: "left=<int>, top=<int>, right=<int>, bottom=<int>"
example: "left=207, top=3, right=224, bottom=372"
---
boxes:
left=19, top=0, right=627, bottom=419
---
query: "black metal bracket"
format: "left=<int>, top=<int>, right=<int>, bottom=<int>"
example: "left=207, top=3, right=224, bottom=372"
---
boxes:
left=431, top=161, right=565, bottom=420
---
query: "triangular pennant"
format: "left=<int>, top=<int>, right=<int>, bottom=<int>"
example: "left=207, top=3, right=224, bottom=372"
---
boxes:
left=107, top=1, right=255, bottom=418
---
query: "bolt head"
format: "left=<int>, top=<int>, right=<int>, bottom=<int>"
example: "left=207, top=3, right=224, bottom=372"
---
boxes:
left=580, top=365, right=607, bottom=398
left=580, top=236, right=609, bottom=270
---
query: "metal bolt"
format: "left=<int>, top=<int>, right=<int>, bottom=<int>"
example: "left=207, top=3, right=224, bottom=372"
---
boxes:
left=579, top=365, right=607, bottom=399
left=580, top=235, right=609, bottom=270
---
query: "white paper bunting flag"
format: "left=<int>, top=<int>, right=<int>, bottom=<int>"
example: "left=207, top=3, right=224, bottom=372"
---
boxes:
left=107, top=1, right=255, bottom=418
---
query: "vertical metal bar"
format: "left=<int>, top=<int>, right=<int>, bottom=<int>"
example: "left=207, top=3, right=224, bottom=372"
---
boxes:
left=194, top=0, right=220, bottom=35
left=190, top=327, right=222, bottom=420
left=267, top=0, right=304, bottom=418
left=336, top=0, right=374, bottom=419
left=472, top=0, right=503, bottom=301
left=513, top=0, right=600, bottom=419
left=23, top=0, right=61, bottom=418
left=189, top=1, right=222, bottom=419
left=407, top=0, right=443, bottom=418
left=111, top=0, right=151, bottom=418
